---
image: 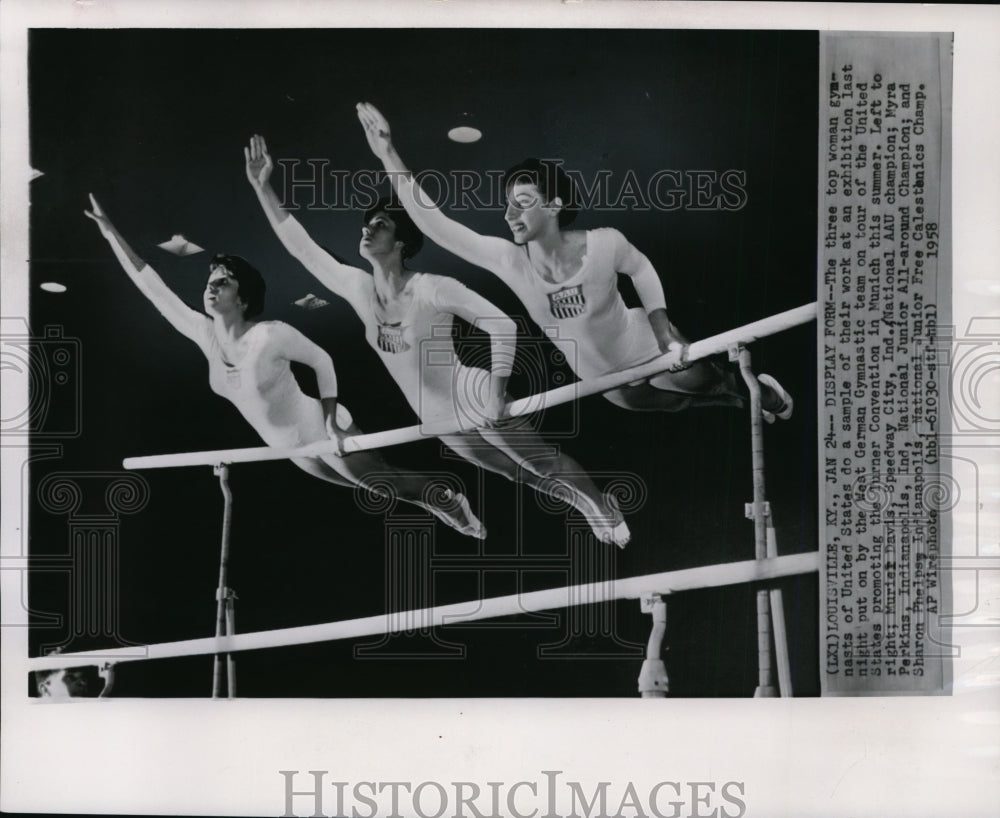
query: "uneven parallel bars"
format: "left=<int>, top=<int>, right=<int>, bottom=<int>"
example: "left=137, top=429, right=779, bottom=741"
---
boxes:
left=123, top=302, right=817, bottom=470
left=26, top=551, right=818, bottom=672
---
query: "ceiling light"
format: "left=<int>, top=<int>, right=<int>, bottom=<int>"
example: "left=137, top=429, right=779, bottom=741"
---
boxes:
left=448, top=113, right=482, bottom=144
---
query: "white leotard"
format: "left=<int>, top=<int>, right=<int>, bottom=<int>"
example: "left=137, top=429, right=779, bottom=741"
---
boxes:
left=388, top=170, right=671, bottom=383
left=275, top=217, right=515, bottom=426
left=489, top=228, right=662, bottom=379
left=128, top=264, right=350, bottom=447
left=198, top=320, right=351, bottom=447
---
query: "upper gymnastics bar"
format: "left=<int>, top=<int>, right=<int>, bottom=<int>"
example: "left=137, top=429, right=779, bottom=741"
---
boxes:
left=26, top=551, right=818, bottom=672
left=124, top=301, right=817, bottom=469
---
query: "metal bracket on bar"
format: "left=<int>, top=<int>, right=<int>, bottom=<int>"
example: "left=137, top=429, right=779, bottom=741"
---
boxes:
left=97, top=661, right=117, bottom=697
left=638, top=593, right=670, bottom=698
left=745, top=501, right=773, bottom=522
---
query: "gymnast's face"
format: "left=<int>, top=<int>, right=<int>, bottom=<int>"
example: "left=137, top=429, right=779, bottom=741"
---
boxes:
left=204, top=266, right=247, bottom=316
left=359, top=211, right=402, bottom=261
left=37, top=669, right=89, bottom=698
left=505, top=181, right=559, bottom=243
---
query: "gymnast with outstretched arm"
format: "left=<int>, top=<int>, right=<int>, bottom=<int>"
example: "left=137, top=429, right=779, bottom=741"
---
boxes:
left=245, top=136, right=629, bottom=546
left=84, top=194, right=483, bottom=537
left=356, top=102, right=793, bottom=421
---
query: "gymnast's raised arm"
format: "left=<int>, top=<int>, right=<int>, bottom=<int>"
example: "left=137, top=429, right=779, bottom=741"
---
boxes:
left=244, top=134, right=370, bottom=314
left=84, top=193, right=208, bottom=343
left=356, top=102, right=515, bottom=282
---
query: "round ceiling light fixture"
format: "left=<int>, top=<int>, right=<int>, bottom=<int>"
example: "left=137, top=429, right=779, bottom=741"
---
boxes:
left=448, top=112, right=482, bottom=144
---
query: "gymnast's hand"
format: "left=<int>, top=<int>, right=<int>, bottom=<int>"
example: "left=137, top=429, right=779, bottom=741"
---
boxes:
left=482, top=390, right=511, bottom=429
left=244, top=134, right=274, bottom=188
left=324, top=412, right=347, bottom=457
left=664, top=341, right=692, bottom=372
left=83, top=193, right=116, bottom=238
left=356, top=102, right=394, bottom=161
left=649, top=311, right=693, bottom=371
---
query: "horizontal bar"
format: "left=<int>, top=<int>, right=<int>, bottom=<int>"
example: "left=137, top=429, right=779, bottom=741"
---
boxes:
left=124, top=302, right=816, bottom=469
left=27, top=551, right=818, bottom=672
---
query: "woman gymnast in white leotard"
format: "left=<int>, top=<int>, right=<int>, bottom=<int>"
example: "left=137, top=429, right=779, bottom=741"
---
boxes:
left=356, top=102, right=793, bottom=421
left=84, top=194, right=483, bottom=538
left=245, top=137, right=629, bottom=547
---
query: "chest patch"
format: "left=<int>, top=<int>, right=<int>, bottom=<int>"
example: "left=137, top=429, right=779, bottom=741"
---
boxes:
left=377, top=322, right=410, bottom=354
left=547, top=284, right=587, bottom=319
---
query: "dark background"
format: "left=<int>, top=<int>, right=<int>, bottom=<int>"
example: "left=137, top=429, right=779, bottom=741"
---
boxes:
left=28, top=28, right=818, bottom=696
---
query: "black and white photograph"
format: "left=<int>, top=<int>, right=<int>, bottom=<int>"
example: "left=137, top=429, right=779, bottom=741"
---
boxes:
left=23, top=23, right=819, bottom=700
left=2, top=2, right=998, bottom=816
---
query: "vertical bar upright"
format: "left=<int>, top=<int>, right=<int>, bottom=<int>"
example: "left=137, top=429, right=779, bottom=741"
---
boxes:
left=733, top=346, right=777, bottom=697
left=638, top=594, right=669, bottom=698
left=212, top=464, right=236, bottom=699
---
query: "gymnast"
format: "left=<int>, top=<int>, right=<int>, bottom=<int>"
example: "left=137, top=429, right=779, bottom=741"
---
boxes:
left=84, top=194, right=484, bottom=538
left=357, top=102, right=793, bottom=421
left=245, top=136, right=629, bottom=547
left=33, top=647, right=114, bottom=698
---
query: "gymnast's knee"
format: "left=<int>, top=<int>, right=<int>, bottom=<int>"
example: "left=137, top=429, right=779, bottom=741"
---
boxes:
left=603, top=386, right=690, bottom=412
left=443, top=437, right=520, bottom=483
left=515, top=451, right=571, bottom=481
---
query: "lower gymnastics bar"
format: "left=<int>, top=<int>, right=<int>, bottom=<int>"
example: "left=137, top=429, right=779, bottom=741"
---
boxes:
left=123, top=302, right=817, bottom=470
left=26, top=551, right=818, bottom=672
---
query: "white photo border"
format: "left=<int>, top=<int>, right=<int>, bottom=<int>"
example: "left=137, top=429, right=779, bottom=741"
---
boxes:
left=2, top=2, right=998, bottom=816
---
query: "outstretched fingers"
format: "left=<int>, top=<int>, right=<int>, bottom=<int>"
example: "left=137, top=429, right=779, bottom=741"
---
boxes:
left=244, top=134, right=273, bottom=187
left=356, top=101, right=388, bottom=137
left=84, top=193, right=106, bottom=224
left=244, top=134, right=268, bottom=162
left=356, top=103, right=372, bottom=133
left=251, top=133, right=267, bottom=159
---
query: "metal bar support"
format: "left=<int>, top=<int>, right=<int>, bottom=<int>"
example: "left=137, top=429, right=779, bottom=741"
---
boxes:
left=211, top=464, right=237, bottom=699
left=638, top=594, right=670, bottom=697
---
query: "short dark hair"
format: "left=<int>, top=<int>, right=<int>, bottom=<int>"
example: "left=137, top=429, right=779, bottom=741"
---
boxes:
left=210, top=254, right=266, bottom=318
left=363, top=196, right=424, bottom=260
left=503, top=158, right=580, bottom=227
left=34, top=667, right=88, bottom=696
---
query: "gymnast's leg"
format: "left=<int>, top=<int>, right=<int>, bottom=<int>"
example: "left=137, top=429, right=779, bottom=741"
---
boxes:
left=441, top=429, right=629, bottom=547
left=613, top=317, right=791, bottom=417
left=289, top=425, right=484, bottom=538
left=604, top=370, right=790, bottom=419
left=289, top=456, right=356, bottom=488
left=439, top=432, right=522, bottom=483
left=603, top=371, right=742, bottom=413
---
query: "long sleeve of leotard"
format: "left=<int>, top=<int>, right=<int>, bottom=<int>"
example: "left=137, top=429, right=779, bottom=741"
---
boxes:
left=91, top=206, right=208, bottom=346
left=107, top=237, right=208, bottom=344
left=428, top=276, right=517, bottom=377
left=269, top=321, right=339, bottom=398
left=380, top=158, right=524, bottom=290
left=271, top=214, right=371, bottom=316
left=132, top=264, right=211, bottom=344
left=609, top=228, right=667, bottom=313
